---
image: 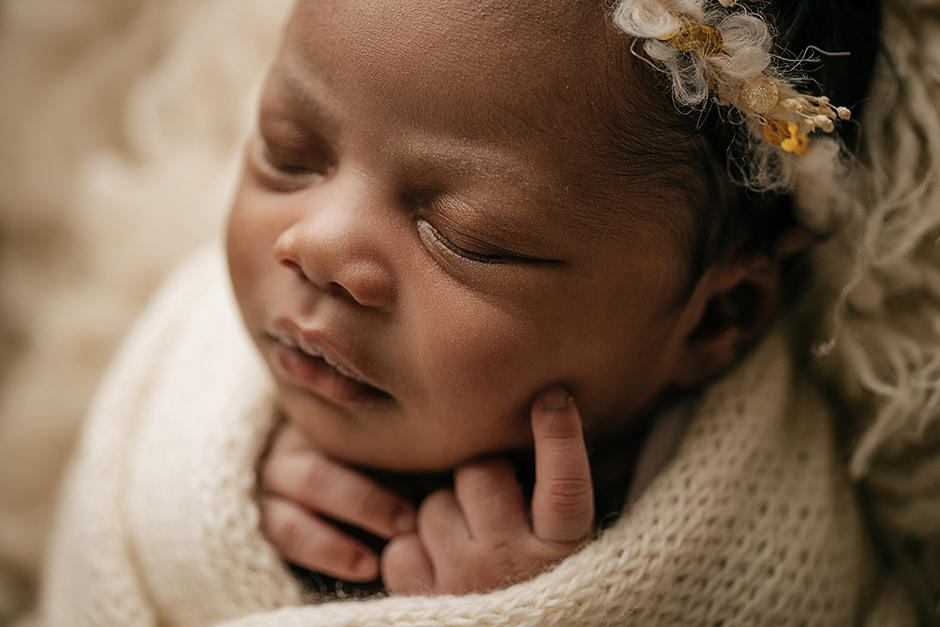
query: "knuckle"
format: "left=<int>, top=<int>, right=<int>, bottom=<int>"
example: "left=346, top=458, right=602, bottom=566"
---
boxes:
left=435, top=543, right=540, bottom=594
left=420, top=488, right=455, bottom=516
left=539, top=420, right=579, bottom=440
left=298, top=456, right=335, bottom=495
left=544, top=476, right=593, bottom=513
left=356, top=484, right=394, bottom=521
left=468, top=472, right=503, bottom=503
left=265, top=503, right=308, bottom=557
left=460, top=460, right=514, bottom=501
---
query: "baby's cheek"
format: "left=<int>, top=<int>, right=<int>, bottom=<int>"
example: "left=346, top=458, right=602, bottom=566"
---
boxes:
left=415, top=307, right=547, bottom=442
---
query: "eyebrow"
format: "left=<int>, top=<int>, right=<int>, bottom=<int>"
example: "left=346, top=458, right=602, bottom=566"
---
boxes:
left=275, top=61, right=484, bottom=176
left=275, top=59, right=343, bottom=138
left=403, top=148, right=525, bottom=186
left=273, top=55, right=548, bottom=199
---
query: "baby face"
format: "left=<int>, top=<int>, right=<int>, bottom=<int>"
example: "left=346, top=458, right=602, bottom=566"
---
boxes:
left=227, top=0, right=699, bottom=471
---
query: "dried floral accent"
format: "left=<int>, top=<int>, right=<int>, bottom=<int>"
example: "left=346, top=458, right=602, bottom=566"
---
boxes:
left=762, top=119, right=788, bottom=144
left=772, top=92, right=848, bottom=139
left=739, top=75, right=779, bottom=116
left=636, top=1, right=852, bottom=157
left=781, top=128, right=808, bottom=156
left=763, top=119, right=808, bottom=157
left=655, top=14, right=724, bottom=57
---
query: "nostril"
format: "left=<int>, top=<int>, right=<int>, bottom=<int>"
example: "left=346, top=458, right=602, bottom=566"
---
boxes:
left=326, top=281, right=355, bottom=302
left=276, top=259, right=352, bottom=301
left=279, top=258, right=303, bottom=273
left=274, top=248, right=393, bottom=309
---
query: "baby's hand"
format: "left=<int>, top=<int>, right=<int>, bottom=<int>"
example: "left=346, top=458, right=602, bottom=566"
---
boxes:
left=381, top=388, right=594, bottom=595
left=259, top=422, right=416, bottom=582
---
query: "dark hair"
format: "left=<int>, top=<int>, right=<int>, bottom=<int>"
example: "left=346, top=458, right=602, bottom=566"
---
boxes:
left=697, top=0, right=882, bottom=270
left=716, top=0, right=883, bottom=245
left=586, top=0, right=883, bottom=302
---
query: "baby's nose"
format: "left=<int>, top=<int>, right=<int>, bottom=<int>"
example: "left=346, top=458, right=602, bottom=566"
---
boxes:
left=273, top=204, right=397, bottom=310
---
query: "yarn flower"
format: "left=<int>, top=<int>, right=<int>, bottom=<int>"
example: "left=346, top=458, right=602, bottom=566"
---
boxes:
left=762, top=119, right=808, bottom=157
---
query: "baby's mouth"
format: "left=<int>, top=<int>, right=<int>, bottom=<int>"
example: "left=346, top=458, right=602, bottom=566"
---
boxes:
left=267, top=329, right=391, bottom=403
left=281, top=333, right=366, bottom=382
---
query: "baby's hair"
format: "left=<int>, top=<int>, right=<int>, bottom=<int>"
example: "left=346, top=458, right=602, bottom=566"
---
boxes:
left=594, top=0, right=883, bottom=300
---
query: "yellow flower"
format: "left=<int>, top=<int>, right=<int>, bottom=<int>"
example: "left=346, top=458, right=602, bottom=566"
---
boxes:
left=762, top=119, right=788, bottom=144
left=762, top=119, right=808, bottom=157
left=779, top=123, right=808, bottom=157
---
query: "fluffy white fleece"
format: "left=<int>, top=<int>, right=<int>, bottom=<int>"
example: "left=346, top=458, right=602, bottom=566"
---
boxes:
left=0, top=0, right=291, bottom=620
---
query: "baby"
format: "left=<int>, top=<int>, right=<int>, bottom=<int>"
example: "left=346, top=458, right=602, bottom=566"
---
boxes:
left=43, top=0, right=920, bottom=624
left=229, top=0, right=826, bottom=596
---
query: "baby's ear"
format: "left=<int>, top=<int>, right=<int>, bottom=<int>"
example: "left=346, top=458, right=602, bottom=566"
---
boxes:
left=668, top=249, right=787, bottom=388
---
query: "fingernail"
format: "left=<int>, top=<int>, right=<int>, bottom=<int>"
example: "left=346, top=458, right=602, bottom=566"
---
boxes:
left=393, top=508, right=416, bottom=534
left=541, top=388, right=569, bottom=410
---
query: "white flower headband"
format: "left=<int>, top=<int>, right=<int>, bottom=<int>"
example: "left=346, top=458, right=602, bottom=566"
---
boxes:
left=612, top=0, right=851, bottom=163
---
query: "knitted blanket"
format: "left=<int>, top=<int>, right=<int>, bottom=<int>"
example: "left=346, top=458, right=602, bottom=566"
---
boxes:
left=38, top=247, right=916, bottom=627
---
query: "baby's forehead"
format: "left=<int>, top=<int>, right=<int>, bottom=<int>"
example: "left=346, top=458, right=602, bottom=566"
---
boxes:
left=288, top=0, right=623, bottom=108
left=292, top=0, right=599, bottom=45
left=284, top=0, right=643, bottom=163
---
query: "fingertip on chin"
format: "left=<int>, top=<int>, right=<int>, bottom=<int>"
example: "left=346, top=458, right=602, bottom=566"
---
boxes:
left=538, top=387, right=571, bottom=411
left=531, top=389, right=583, bottom=437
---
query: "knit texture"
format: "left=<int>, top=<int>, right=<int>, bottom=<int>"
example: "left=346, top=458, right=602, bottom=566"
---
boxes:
left=616, top=0, right=940, bottom=612
left=38, top=247, right=913, bottom=627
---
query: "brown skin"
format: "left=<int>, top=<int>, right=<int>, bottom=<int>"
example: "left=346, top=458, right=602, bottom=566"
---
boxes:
left=230, top=0, right=785, bottom=594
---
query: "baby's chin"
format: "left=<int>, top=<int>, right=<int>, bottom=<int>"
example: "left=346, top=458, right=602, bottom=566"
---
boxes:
left=318, top=436, right=527, bottom=474
left=280, top=412, right=530, bottom=476
left=275, top=382, right=538, bottom=472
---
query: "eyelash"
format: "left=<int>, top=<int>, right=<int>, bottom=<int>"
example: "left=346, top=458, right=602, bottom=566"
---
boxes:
left=416, top=218, right=507, bottom=265
left=258, top=133, right=336, bottom=183
left=262, top=147, right=315, bottom=176
left=266, top=157, right=309, bottom=176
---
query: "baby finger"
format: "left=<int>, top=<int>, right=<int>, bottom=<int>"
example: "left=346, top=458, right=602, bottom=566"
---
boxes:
left=415, top=488, right=470, bottom=562
left=261, top=495, right=379, bottom=582
left=381, top=533, right=434, bottom=595
left=261, top=443, right=415, bottom=539
left=453, top=457, right=528, bottom=541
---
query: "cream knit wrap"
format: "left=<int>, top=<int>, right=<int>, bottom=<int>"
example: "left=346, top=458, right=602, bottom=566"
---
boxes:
left=38, top=248, right=917, bottom=627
